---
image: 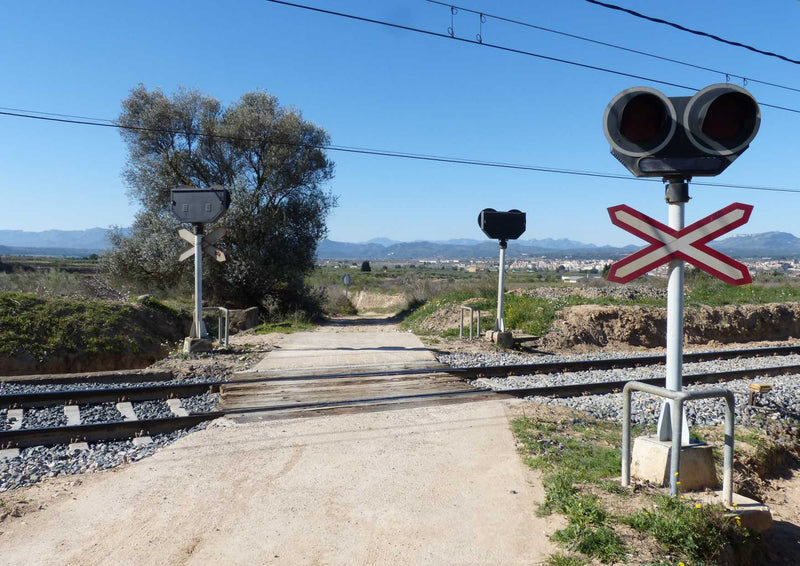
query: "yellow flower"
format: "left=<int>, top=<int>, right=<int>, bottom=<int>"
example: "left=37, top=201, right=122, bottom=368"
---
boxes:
left=695, top=503, right=702, bottom=509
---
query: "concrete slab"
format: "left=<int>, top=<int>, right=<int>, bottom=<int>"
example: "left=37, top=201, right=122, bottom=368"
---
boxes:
left=0, top=448, right=20, bottom=460
left=68, top=442, right=89, bottom=453
left=115, top=401, right=153, bottom=445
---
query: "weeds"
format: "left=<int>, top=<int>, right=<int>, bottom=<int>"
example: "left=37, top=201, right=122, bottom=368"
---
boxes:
left=623, top=495, right=762, bottom=564
left=0, top=291, right=185, bottom=362
left=253, top=311, right=317, bottom=334
left=512, top=415, right=763, bottom=565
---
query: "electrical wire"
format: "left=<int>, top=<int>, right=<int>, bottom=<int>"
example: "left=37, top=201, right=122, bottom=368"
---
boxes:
left=2, top=107, right=798, bottom=195
left=426, top=0, right=800, bottom=95
left=263, top=0, right=696, bottom=92
left=586, top=0, right=800, bottom=66
left=261, top=0, right=800, bottom=117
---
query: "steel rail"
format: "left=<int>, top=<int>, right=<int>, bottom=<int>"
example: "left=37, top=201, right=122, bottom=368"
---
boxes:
left=0, top=381, right=224, bottom=409
left=4, top=344, right=800, bottom=409
left=2, top=362, right=798, bottom=450
left=0, top=414, right=221, bottom=449
left=232, top=344, right=800, bottom=384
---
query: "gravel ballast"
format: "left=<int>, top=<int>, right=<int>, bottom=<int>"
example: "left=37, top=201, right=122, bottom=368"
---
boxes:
left=437, top=350, right=800, bottom=430
left=0, top=376, right=223, bottom=492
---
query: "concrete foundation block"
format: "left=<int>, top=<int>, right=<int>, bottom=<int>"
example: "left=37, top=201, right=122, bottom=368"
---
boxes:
left=183, top=337, right=213, bottom=354
left=631, top=435, right=718, bottom=491
left=484, top=330, right=514, bottom=348
left=692, top=490, right=773, bottom=532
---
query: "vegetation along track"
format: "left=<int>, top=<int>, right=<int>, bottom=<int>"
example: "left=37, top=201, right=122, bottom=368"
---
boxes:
left=3, top=344, right=800, bottom=450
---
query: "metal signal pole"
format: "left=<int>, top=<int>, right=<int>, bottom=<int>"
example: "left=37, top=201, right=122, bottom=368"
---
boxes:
left=495, top=239, right=507, bottom=332
left=191, top=224, right=208, bottom=339
left=658, top=179, right=690, bottom=444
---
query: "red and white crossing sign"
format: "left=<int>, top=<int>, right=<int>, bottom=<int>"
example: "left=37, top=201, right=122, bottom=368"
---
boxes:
left=607, top=202, right=753, bottom=286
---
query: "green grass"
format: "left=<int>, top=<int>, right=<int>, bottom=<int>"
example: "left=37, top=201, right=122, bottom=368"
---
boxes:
left=511, top=415, right=761, bottom=565
left=623, top=496, right=761, bottom=565
left=253, top=312, right=316, bottom=334
left=545, top=552, right=589, bottom=566
left=0, top=291, right=185, bottom=361
left=686, top=270, right=800, bottom=306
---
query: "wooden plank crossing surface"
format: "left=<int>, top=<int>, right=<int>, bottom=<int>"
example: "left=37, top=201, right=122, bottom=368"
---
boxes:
left=218, top=323, right=487, bottom=419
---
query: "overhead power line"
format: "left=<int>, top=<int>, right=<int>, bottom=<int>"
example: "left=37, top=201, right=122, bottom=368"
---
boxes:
left=261, top=0, right=800, bottom=117
left=586, top=0, right=800, bottom=66
left=426, top=0, right=800, bottom=95
left=2, top=107, right=799, bottom=195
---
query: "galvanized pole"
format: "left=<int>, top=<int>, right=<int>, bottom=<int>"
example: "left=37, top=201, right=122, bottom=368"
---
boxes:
left=495, top=239, right=507, bottom=332
left=192, top=224, right=206, bottom=339
left=658, top=180, right=690, bottom=444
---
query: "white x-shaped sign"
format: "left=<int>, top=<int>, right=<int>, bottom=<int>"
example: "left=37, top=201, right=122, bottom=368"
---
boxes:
left=607, top=203, right=753, bottom=286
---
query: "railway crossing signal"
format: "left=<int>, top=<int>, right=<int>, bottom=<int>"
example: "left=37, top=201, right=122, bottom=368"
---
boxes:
left=478, top=208, right=526, bottom=242
left=603, top=83, right=760, bottom=468
left=171, top=185, right=231, bottom=224
left=478, top=208, right=526, bottom=334
left=607, top=203, right=752, bottom=286
left=170, top=186, right=231, bottom=348
left=603, top=83, right=760, bottom=178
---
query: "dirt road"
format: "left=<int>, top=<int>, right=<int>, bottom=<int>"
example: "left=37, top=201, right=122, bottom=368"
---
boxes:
left=0, top=322, right=559, bottom=565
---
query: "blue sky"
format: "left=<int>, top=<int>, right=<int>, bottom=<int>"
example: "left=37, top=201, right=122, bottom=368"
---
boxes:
left=1, top=0, right=799, bottom=246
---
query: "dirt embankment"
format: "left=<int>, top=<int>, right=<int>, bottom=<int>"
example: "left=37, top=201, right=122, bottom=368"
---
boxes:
left=0, top=295, right=189, bottom=376
left=541, top=303, right=800, bottom=350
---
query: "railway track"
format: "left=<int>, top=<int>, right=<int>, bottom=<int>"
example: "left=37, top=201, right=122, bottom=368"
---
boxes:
left=2, top=344, right=800, bottom=451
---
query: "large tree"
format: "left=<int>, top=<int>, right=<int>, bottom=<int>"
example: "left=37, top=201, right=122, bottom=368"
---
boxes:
left=103, top=85, right=336, bottom=312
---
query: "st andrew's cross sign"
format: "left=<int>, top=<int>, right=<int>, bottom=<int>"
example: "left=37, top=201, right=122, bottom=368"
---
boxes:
left=607, top=203, right=753, bottom=286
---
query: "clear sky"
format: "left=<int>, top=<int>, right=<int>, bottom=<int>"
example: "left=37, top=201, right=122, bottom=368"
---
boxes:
left=2, top=0, right=799, bottom=246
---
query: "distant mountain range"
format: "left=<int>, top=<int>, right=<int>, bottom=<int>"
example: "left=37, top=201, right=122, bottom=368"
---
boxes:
left=3, top=228, right=800, bottom=260
left=317, top=238, right=637, bottom=260
left=319, top=231, right=800, bottom=260
left=0, top=228, right=113, bottom=250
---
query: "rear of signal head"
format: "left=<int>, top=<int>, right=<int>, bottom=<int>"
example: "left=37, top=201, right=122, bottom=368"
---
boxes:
left=603, top=83, right=760, bottom=178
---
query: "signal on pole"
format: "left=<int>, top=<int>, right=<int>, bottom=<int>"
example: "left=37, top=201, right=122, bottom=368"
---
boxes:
left=603, top=83, right=760, bottom=178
